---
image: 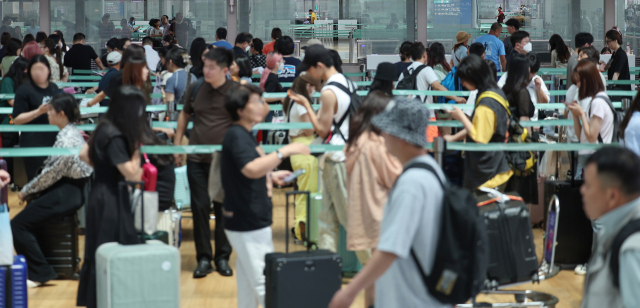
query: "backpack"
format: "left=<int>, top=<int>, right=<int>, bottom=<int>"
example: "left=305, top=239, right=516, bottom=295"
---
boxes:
left=403, top=162, right=488, bottom=305
left=324, top=77, right=362, bottom=143
left=438, top=67, right=463, bottom=104
left=477, top=91, right=536, bottom=175
left=588, top=94, right=623, bottom=143
left=610, top=219, right=640, bottom=289
left=396, top=65, right=428, bottom=92
left=179, top=76, right=205, bottom=108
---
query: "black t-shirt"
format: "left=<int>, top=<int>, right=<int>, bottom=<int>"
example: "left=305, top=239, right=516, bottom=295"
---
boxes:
left=265, top=73, right=284, bottom=105
left=12, top=82, right=60, bottom=147
left=394, top=62, right=412, bottom=78
left=103, top=70, right=124, bottom=98
left=64, top=44, right=99, bottom=72
left=507, top=87, right=534, bottom=118
left=221, top=124, right=273, bottom=231
left=609, top=47, right=632, bottom=91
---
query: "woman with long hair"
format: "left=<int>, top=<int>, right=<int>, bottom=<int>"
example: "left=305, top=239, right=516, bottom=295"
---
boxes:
left=41, top=37, right=68, bottom=82
left=230, top=54, right=252, bottom=83
left=426, top=42, right=451, bottom=81
left=0, top=57, right=29, bottom=175
left=250, top=38, right=266, bottom=69
left=53, top=30, right=67, bottom=51
left=394, top=41, right=412, bottom=78
left=369, top=62, right=397, bottom=96
left=282, top=74, right=322, bottom=242
left=189, top=39, right=210, bottom=78
left=11, top=93, right=92, bottom=287
left=22, top=41, right=42, bottom=60
left=344, top=90, right=402, bottom=308
left=12, top=55, right=60, bottom=180
left=21, top=34, right=35, bottom=48
left=549, top=34, right=572, bottom=69
left=621, top=91, right=640, bottom=156
left=77, top=85, right=145, bottom=308
left=259, top=52, right=284, bottom=102
left=502, top=53, right=533, bottom=121
left=566, top=60, right=615, bottom=168
left=122, top=56, right=152, bottom=104
left=35, top=31, right=47, bottom=44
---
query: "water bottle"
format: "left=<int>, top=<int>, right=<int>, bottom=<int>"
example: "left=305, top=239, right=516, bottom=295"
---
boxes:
left=627, top=42, right=631, bottom=54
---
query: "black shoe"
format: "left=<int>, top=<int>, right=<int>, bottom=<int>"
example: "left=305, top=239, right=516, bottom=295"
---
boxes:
left=216, top=259, right=233, bottom=277
left=193, top=259, right=214, bottom=278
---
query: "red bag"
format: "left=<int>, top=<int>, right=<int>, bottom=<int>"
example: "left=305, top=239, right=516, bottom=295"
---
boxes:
left=141, top=152, right=158, bottom=192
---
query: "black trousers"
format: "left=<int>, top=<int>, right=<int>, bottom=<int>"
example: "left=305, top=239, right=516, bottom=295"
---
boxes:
left=187, top=160, right=231, bottom=263
left=11, top=181, right=84, bottom=283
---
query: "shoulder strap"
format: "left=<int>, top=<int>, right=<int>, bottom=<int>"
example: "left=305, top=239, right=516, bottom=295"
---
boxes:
left=610, top=219, right=640, bottom=288
left=477, top=91, right=511, bottom=116
left=326, top=77, right=355, bottom=142
left=592, top=94, right=617, bottom=143
left=412, top=65, right=428, bottom=78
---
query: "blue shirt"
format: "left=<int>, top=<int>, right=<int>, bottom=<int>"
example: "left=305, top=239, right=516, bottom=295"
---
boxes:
left=473, top=34, right=506, bottom=71
left=212, top=40, right=233, bottom=50
left=278, top=56, right=301, bottom=84
left=165, top=70, right=196, bottom=101
left=623, top=111, right=640, bottom=157
left=98, top=68, right=118, bottom=106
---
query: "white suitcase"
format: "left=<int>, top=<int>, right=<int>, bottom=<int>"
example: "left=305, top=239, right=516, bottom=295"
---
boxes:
left=96, top=240, right=180, bottom=308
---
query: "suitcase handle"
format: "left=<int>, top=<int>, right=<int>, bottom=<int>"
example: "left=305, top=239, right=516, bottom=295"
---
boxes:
left=284, top=190, right=311, bottom=254
left=477, top=195, right=524, bottom=207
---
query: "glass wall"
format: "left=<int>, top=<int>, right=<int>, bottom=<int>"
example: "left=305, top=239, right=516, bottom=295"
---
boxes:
left=0, top=0, right=39, bottom=40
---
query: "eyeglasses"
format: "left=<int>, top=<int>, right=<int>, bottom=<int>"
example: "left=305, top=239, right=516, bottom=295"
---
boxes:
left=605, top=40, right=612, bottom=44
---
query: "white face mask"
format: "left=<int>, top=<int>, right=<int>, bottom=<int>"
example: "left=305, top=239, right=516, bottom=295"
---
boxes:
left=245, top=45, right=251, bottom=53
left=523, top=42, right=533, bottom=52
left=278, top=62, right=285, bottom=71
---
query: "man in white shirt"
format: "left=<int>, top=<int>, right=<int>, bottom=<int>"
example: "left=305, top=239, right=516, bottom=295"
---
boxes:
left=329, top=97, right=449, bottom=308
left=142, top=36, right=160, bottom=72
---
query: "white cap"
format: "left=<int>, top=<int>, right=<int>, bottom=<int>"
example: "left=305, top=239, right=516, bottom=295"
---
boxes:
left=107, top=51, right=122, bottom=65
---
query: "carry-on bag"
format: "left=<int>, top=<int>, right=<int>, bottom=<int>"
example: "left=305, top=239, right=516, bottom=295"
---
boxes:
left=0, top=202, right=12, bottom=266
left=35, top=214, right=80, bottom=280
left=0, top=256, right=28, bottom=308
left=173, top=166, right=191, bottom=211
left=264, top=190, right=342, bottom=308
left=477, top=191, right=539, bottom=286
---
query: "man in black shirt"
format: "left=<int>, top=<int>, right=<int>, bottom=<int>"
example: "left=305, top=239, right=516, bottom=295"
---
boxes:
left=64, top=33, right=104, bottom=73
left=233, top=32, right=253, bottom=56
left=506, top=30, right=530, bottom=69
left=503, top=18, right=520, bottom=60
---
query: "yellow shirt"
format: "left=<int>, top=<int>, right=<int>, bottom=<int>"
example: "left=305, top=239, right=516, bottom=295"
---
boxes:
left=310, top=12, right=317, bottom=24
left=470, top=105, right=514, bottom=189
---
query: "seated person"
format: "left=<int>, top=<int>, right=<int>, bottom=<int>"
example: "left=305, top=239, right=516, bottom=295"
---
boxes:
left=10, top=93, right=93, bottom=287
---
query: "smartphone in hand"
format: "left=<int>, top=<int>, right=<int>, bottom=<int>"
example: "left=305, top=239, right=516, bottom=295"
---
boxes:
left=283, top=169, right=306, bottom=183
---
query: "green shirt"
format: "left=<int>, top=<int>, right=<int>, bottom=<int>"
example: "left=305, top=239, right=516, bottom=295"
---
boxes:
left=0, top=77, right=14, bottom=124
left=1, top=56, right=16, bottom=76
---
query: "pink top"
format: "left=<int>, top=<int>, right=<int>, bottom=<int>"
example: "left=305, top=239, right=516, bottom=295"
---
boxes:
left=344, top=132, right=402, bottom=251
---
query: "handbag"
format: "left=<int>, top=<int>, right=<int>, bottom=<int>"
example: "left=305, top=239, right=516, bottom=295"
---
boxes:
left=208, top=152, right=225, bottom=204
left=141, top=152, right=158, bottom=192
left=131, top=187, right=159, bottom=236
left=0, top=201, right=13, bottom=265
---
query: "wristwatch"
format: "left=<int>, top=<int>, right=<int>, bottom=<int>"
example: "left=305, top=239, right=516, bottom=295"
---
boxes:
left=275, top=150, right=284, bottom=160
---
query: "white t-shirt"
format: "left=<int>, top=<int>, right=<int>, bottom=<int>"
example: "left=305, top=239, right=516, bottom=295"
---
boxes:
left=397, top=61, right=439, bottom=118
left=565, top=72, right=608, bottom=142
left=497, top=73, right=550, bottom=121
left=322, top=73, right=353, bottom=162
left=143, top=45, right=160, bottom=72
left=150, top=28, right=163, bottom=37
left=286, top=103, right=308, bottom=137
left=376, top=155, right=450, bottom=308
left=579, top=92, right=614, bottom=155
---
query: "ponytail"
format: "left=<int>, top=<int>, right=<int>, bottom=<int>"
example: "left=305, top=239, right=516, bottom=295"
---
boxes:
left=43, top=38, right=64, bottom=80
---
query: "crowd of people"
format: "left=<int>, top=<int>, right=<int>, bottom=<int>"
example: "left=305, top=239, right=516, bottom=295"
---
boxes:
left=0, top=17, right=640, bottom=308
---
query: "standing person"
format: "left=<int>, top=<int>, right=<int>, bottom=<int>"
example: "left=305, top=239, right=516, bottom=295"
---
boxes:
left=369, top=63, right=397, bottom=96
left=118, top=19, right=132, bottom=39
left=621, top=92, right=640, bottom=156
left=567, top=32, right=594, bottom=88
left=142, top=36, right=160, bottom=71
left=328, top=97, right=447, bottom=308
left=97, top=14, right=114, bottom=47
left=343, top=91, right=402, bottom=308
left=149, top=19, right=163, bottom=38
left=566, top=60, right=615, bottom=168
left=12, top=55, right=60, bottom=181
left=394, top=41, right=412, bottom=78
left=161, top=15, right=171, bottom=38
left=189, top=41, right=208, bottom=78
left=0, top=17, right=13, bottom=35
left=27, top=19, right=39, bottom=37
left=0, top=57, right=29, bottom=178
left=77, top=85, right=145, bottom=308
left=281, top=74, right=322, bottom=242
left=550, top=34, right=573, bottom=69
left=53, top=30, right=68, bottom=52
left=174, top=48, right=235, bottom=279
left=579, top=147, right=640, bottom=308
left=212, top=27, right=233, bottom=50
left=426, top=42, right=451, bottom=80
left=452, top=31, right=471, bottom=67
left=498, top=52, right=549, bottom=121
left=164, top=48, right=195, bottom=103
left=11, top=93, right=92, bottom=287
left=503, top=18, right=520, bottom=58
left=276, top=36, right=300, bottom=83
left=502, top=53, right=533, bottom=121
left=222, top=84, right=310, bottom=308
left=506, top=30, right=530, bottom=68
left=249, top=38, right=266, bottom=69
left=263, top=28, right=282, bottom=55
left=230, top=54, right=252, bottom=83
left=0, top=39, right=20, bottom=76
left=172, top=13, right=189, bottom=49
left=233, top=32, right=253, bottom=56
left=446, top=54, right=513, bottom=192
left=473, top=23, right=506, bottom=72
left=64, top=33, right=104, bottom=72
left=41, top=38, right=68, bottom=83
left=605, top=29, right=632, bottom=91
left=309, top=9, right=318, bottom=24
left=497, top=7, right=505, bottom=23
left=35, top=31, right=47, bottom=44
left=127, top=17, right=140, bottom=32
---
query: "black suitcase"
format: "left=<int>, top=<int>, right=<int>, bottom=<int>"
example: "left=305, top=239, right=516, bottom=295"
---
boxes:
left=543, top=180, right=592, bottom=268
left=477, top=192, right=539, bottom=286
left=35, top=214, right=81, bottom=280
left=265, top=191, right=342, bottom=308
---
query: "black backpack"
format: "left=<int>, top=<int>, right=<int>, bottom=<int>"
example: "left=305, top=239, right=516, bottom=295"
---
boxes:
left=179, top=76, right=205, bottom=107
left=325, top=77, right=362, bottom=142
left=609, top=219, right=640, bottom=288
left=396, top=65, right=428, bottom=92
left=403, top=162, right=489, bottom=305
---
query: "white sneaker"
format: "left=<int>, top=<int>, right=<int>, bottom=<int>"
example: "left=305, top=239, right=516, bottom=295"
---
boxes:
left=26, top=279, right=39, bottom=288
left=575, top=264, right=588, bottom=275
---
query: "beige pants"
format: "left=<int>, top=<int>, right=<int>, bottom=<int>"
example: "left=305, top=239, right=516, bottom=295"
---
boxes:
left=318, top=160, right=349, bottom=252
